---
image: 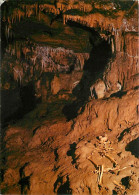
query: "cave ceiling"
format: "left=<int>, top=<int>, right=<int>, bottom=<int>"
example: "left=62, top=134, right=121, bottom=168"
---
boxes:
left=1, top=0, right=138, bottom=53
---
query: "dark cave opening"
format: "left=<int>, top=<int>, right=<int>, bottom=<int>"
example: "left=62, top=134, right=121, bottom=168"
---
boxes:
left=19, top=82, right=36, bottom=114
left=1, top=88, right=22, bottom=127
left=63, top=26, right=112, bottom=120
left=74, top=27, right=112, bottom=99
left=1, top=81, right=36, bottom=128
left=125, top=137, right=139, bottom=158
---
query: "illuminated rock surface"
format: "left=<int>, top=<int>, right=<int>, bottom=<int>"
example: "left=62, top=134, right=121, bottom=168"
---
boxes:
left=1, top=0, right=139, bottom=194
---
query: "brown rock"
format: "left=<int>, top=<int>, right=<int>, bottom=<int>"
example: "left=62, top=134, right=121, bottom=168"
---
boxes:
left=3, top=168, right=20, bottom=185
left=51, top=76, right=61, bottom=95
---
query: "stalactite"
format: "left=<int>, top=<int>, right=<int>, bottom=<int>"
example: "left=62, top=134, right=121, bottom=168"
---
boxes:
left=13, top=66, right=23, bottom=85
left=16, top=49, right=21, bottom=59
left=7, top=17, right=10, bottom=24
left=36, top=80, right=41, bottom=90
left=111, top=38, right=115, bottom=54
left=38, top=9, right=40, bottom=21
left=22, top=47, right=30, bottom=59
left=11, top=48, right=15, bottom=56
left=13, top=67, right=18, bottom=81
left=30, top=66, right=33, bottom=76
left=63, top=15, right=66, bottom=25
left=108, top=36, right=111, bottom=44
left=31, top=55, right=37, bottom=65
left=41, top=59, right=45, bottom=70
left=23, top=63, right=28, bottom=72
left=35, top=3, right=38, bottom=16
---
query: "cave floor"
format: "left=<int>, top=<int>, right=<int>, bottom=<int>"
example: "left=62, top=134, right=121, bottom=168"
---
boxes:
left=1, top=89, right=139, bottom=195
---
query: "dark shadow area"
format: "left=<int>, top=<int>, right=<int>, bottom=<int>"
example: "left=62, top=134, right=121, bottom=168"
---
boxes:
left=18, top=162, right=32, bottom=194
left=19, top=162, right=29, bottom=178
left=134, top=85, right=139, bottom=90
left=110, top=91, right=127, bottom=98
left=18, top=175, right=31, bottom=194
left=54, top=148, right=59, bottom=161
left=1, top=82, right=36, bottom=128
left=125, top=137, right=139, bottom=158
left=32, top=126, right=40, bottom=136
left=112, top=190, right=117, bottom=195
left=74, top=29, right=112, bottom=100
left=67, top=20, right=95, bottom=34
left=62, top=100, right=83, bottom=121
left=12, top=17, right=53, bottom=39
left=57, top=176, right=72, bottom=195
left=118, top=127, right=130, bottom=142
left=63, top=23, right=112, bottom=120
left=50, top=9, right=63, bottom=26
left=67, top=142, right=77, bottom=166
left=53, top=165, right=60, bottom=172
left=20, top=82, right=36, bottom=115
left=0, top=169, right=4, bottom=183
left=54, top=175, right=63, bottom=192
left=121, top=176, right=131, bottom=189
left=1, top=88, right=23, bottom=127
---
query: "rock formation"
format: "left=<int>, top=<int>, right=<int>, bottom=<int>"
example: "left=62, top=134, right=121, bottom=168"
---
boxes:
left=1, top=0, right=139, bottom=194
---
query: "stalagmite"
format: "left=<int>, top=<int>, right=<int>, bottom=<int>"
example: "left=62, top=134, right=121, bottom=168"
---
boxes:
left=72, top=80, right=80, bottom=89
left=117, top=82, right=122, bottom=91
left=35, top=3, right=38, bottom=15
left=90, top=80, right=106, bottom=99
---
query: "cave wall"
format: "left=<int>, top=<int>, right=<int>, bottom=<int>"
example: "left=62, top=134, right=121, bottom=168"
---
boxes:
left=1, top=0, right=138, bottom=121
left=1, top=1, right=139, bottom=194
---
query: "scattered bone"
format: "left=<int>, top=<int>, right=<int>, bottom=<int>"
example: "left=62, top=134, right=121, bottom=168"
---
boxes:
left=87, top=156, right=98, bottom=169
left=104, top=154, right=117, bottom=167
left=97, top=165, right=104, bottom=185
left=113, top=180, right=123, bottom=189
left=98, top=135, right=108, bottom=143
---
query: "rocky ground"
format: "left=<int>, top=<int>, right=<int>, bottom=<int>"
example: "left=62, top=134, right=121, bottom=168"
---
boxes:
left=1, top=87, right=139, bottom=194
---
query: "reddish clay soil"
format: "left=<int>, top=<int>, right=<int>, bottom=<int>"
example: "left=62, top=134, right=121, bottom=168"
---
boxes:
left=1, top=88, right=139, bottom=194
